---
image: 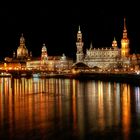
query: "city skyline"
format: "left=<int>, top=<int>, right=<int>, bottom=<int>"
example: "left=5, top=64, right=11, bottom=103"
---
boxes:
left=0, top=3, right=140, bottom=60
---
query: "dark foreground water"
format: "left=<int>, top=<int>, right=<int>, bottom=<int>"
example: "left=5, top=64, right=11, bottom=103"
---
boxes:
left=0, top=77, right=140, bottom=140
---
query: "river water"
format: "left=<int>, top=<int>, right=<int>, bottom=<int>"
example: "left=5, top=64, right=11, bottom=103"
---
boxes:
left=0, top=77, right=140, bottom=139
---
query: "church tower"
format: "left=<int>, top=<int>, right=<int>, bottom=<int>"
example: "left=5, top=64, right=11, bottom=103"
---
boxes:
left=112, top=37, right=118, bottom=49
left=76, top=26, right=84, bottom=62
left=121, top=18, right=130, bottom=57
left=41, top=43, right=48, bottom=65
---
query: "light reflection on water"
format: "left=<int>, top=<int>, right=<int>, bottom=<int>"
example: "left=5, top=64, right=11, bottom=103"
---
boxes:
left=0, top=77, right=140, bottom=139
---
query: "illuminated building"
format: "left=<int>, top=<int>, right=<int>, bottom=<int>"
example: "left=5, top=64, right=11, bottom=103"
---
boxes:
left=2, top=18, right=140, bottom=72
left=121, top=18, right=130, bottom=57
left=76, top=26, right=121, bottom=69
left=41, top=43, right=48, bottom=65
left=3, top=35, right=73, bottom=72
left=75, top=18, right=140, bottom=69
left=84, top=39, right=121, bottom=68
left=17, top=33, right=29, bottom=59
left=2, top=34, right=32, bottom=70
left=76, top=26, right=84, bottom=62
left=4, top=33, right=32, bottom=63
left=26, top=43, right=73, bottom=72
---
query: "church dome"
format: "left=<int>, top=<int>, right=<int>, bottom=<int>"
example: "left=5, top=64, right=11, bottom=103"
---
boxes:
left=17, top=33, right=28, bottom=59
left=17, top=46, right=28, bottom=58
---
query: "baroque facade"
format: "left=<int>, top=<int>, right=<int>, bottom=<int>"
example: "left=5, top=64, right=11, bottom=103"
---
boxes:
left=75, top=18, right=137, bottom=69
left=84, top=39, right=120, bottom=68
left=26, top=43, right=73, bottom=72
left=3, top=34, right=73, bottom=72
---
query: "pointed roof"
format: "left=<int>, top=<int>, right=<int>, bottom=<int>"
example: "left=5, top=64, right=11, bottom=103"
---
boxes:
left=20, top=33, right=25, bottom=44
left=21, top=33, right=24, bottom=37
left=124, top=17, right=126, bottom=30
left=112, top=36, right=117, bottom=48
left=122, top=17, right=128, bottom=39
left=78, top=25, right=81, bottom=33
left=90, top=41, right=93, bottom=49
left=72, top=62, right=89, bottom=69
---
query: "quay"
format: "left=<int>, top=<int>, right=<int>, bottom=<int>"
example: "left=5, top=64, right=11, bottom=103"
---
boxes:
left=0, top=69, right=140, bottom=85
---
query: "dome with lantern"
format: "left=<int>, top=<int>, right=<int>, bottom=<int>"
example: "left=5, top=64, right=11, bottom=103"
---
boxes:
left=17, top=33, right=28, bottom=59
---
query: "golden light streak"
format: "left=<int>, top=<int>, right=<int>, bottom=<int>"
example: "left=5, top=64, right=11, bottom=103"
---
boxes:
left=121, top=84, right=131, bottom=139
left=72, top=80, right=77, bottom=130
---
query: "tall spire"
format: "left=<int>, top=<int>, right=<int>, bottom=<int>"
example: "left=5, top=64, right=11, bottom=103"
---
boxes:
left=124, top=17, right=126, bottom=30
left=121, top=17, right=130, bottom=57
left=123, top=17, right=127, bottom=39
left=78, top=25, right=81, bottom=33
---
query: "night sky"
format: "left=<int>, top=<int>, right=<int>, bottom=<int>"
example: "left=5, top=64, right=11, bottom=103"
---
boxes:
left=0, top=2, right=140, bottom=60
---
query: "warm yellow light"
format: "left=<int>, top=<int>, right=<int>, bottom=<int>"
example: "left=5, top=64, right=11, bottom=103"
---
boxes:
left=72, top=69, right=77, bottom=74
left=4, top=63, right=7, bottom=67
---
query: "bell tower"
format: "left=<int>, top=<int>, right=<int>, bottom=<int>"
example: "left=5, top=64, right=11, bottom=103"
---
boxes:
left=41, top=43, right=48, bottom=65
left=121, top=18, right=130, bottom=57
left=112, top=37, right=118, bottom=49
left=76, top=25, right=84, bottom=62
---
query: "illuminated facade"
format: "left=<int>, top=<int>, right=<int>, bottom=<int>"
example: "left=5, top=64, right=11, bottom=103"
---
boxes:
left=75, top=18, right=140, bottom=69
left=26, top=44, right=73, bottom=72
left=2, top=18, right=140, bottom=72
left=0, top=62, right=21, bottom=70
left=84, top=39, right=120, bottom=68
left=76, top=26, right=121, bottom=69
left=76, top=26, right=84, bottom=62
left=3, top=36, right=73, bottom=72
left=41, top=43, right=48, bottom=65
left=121, top=18, right=130, bottom=57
